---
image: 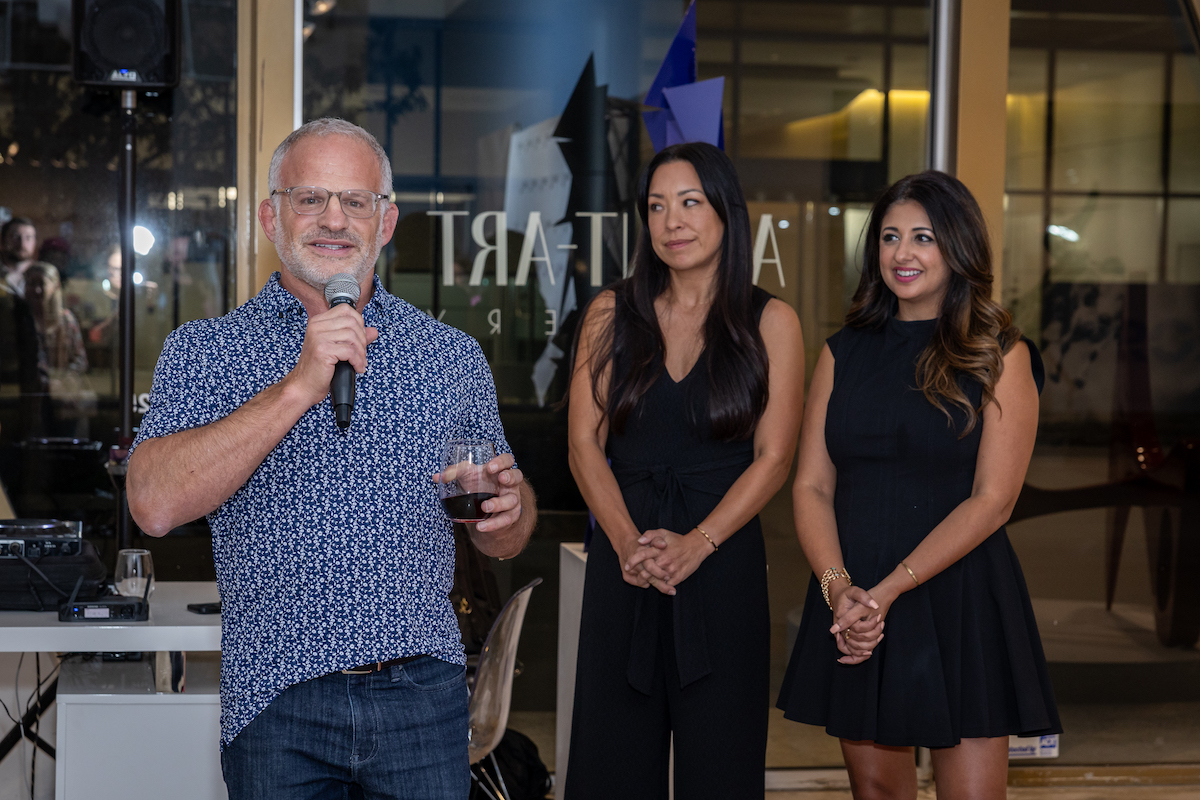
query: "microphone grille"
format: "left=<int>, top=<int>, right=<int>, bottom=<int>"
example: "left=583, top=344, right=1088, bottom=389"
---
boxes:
left=324, top=273, right=361, bottom=305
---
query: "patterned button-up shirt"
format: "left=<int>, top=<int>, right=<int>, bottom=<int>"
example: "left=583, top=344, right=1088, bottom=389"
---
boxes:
left=131, top=273, right=510, bottom=747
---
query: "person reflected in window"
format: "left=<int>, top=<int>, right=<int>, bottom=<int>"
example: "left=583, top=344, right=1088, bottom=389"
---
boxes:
left=25, top=263, right=93, bottom=437
left=26, top=264, right=87, bottom=374
left=82, top=244, right=160, bottom=349
left=778, top=171, right=1061, bottom=800
left=38, top=237, right=73, bottom=276
left=77, top=244, right=123, bottom=355
left=0, top=274, right=40, bottom=441
left=564, top=142, right=805, bottom=799
left=1, top=216, right=40, bottom=297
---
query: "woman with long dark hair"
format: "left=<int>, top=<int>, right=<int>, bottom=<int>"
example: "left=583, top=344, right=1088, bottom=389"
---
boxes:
left=563, top=142, right=804, bottom=798
left=777, top=171, right=1060, bottom=799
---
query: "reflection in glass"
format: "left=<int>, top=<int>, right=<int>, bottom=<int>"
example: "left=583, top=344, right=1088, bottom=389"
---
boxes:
left=696, top=37, right=733, bottom=66
left=1167, top=199, right=1200, bottom=283
left=1170, top=53, right=1200, bottom=194
left=1006, top=48, right=1047, bottom=191
left=1053, top=51, right=1164, bottom=193
left=738, top=43, right=884, bottom=161
left=1001, top=193, right=1044, bottom=339
left=1048, top=196, right=1161, bottom=283
left=740, top=3, right=885, bottom=35
left=841, top=205, right=871, bottom=311
left=888, top=44, right=928, bottom=183
left=892, top=6, right=929, bottom=38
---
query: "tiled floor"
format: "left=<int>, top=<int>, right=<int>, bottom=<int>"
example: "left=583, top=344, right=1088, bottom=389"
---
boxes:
left=511, top=708, right=1200, bottom=799
left=509, top=450, right=1200, bottom=782
left=769, top=790, right=1200, bottom=799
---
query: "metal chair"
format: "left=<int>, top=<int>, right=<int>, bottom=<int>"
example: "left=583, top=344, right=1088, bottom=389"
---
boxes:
left=469, top=577, right=542, bottom=800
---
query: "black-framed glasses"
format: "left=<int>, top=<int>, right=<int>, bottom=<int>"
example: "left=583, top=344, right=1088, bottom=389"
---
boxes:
left=271, top=186, right=388, bottom=218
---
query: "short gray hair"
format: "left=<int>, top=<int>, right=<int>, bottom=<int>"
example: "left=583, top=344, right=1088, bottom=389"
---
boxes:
left=267, top=118, right=393, bottom=202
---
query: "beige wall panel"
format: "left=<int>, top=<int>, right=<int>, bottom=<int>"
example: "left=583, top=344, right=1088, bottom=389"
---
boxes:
left=236, top=0, right=299, bottom=305
left=956, top=0, right=1011, bottom=297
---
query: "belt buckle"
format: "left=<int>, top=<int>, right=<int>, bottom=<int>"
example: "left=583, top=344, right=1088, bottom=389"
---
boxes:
left=340, top=662, right=381, bottom=675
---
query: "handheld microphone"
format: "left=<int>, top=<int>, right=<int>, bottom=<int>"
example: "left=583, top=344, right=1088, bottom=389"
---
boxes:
left=323, top=273, right=361, bottom=430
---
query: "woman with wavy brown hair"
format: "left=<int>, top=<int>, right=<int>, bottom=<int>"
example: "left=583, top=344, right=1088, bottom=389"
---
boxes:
left=778, top=171, right=1060, bottom=800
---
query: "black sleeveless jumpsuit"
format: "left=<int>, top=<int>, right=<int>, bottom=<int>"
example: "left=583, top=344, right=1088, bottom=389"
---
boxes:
left=564, top=288, right=773, bottom=799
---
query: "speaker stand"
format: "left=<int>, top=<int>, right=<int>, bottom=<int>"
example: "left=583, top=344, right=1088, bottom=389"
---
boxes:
left=114, top=88, right=137, bottom=552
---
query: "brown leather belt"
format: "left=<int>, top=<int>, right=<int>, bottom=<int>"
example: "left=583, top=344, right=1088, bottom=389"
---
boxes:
left=340, top=655, right=425, bottom=675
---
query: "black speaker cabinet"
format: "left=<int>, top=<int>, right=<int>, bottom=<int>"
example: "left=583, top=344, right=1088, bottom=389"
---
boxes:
left=72, top=0, right=181, bottom=88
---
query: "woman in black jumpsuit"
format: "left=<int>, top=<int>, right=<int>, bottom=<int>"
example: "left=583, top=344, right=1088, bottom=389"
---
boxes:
left=563, top=142, right=805, bottom=799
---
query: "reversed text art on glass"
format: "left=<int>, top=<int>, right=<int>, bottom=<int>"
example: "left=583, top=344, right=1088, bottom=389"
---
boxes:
left=426, top=211, right=786, bottom=290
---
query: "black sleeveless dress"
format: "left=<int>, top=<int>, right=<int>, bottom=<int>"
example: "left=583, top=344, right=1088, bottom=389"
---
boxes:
left=564, top=288, right=772, bottom=800
left=777, top=316, right=1062, bottom=747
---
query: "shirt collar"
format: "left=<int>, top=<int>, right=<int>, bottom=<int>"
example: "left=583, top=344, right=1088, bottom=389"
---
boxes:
left=362, top=274, right=393, bottom=327
left=254, top=271, right=395, bottom=325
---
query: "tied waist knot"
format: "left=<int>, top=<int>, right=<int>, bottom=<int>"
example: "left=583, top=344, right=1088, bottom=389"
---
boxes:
left=610, top=452, right=753, bottom=695
left=649, top=464, right=672, bottom=494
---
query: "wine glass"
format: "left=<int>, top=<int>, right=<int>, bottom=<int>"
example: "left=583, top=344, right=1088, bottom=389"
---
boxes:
left=114, top=548, right=155, bottom=599
left=438, top=440, right=499, bottom=523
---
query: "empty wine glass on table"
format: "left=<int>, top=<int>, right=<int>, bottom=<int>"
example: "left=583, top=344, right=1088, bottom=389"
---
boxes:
left=438, top=440, right=499, bottom=523
left=114, top=548, right=155, bottom=599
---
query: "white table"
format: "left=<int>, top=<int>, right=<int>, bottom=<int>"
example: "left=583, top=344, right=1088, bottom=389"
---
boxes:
left=555, top=545, right=681, bottom=798
left=0, top=582, right=225, bottom=800
left=556, top=543, right=586, bottom=800
left=0, top=582, right=222, bottom=653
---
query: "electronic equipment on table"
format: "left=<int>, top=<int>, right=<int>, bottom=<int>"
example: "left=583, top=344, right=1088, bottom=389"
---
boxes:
left=0, top=518, right=107, bottom=611
left=0, top=518, right=83, bottom=558
left=59, top=573, right=152, bottom=622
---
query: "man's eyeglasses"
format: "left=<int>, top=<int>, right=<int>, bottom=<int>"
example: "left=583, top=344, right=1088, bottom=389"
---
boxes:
left=271, top=186, right=388, bottom=219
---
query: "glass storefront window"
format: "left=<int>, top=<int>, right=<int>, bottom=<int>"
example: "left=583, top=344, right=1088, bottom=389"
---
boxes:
left=1167, top=198, right=1200, bottom=283
left=0, top=0, right=237, bottom=576
left=304, top=0, right=932, bottom=772
left=888, top=43, right=929, bottom=183
left=1004, top=0, right=1200, bottom=772
left=1052, top=51, right=1164, bottom=194
left=739, top=2, right=887, bottom=35
left=737, top=43, right=886, bottom=161
left=1007, top=47, right=1047, bottom=191
left=1002, top=191, right=1044, bottom=336
left=1170, top=53, right=1200, bottom=193
left=1048, top=195, right=1161, bottom=283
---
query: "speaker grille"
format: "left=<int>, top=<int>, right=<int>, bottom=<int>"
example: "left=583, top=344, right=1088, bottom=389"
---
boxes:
left=83, top=0, right=166, bottom=74
left=72, top=0, right=180, bottom=88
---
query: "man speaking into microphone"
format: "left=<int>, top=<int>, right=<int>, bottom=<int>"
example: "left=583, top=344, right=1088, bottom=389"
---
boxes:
left=126, top=118, right=536, bottom=799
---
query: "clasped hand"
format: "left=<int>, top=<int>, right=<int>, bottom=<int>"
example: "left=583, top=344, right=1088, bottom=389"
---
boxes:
left=620, top=529, right=711, bottom=596
left=828, top=583, right=894, bottom=665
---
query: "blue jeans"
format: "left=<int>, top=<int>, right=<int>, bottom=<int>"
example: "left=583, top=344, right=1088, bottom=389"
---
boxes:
left=221, top=656, right=470, bottom=800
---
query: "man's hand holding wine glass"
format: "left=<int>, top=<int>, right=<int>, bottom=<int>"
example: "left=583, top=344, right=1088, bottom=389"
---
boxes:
left=432, top=440, right=531, bottom=543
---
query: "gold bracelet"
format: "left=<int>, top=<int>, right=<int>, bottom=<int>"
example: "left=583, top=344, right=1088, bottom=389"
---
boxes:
left=819, top=567, right=851, bottom=610
left=695, top=526, right=717, bottom=552
left=900, top=561, right=920, bottom=587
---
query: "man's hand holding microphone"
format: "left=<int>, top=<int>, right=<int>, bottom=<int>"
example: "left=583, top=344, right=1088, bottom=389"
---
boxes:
left=281, top=273, right=373, bottom=428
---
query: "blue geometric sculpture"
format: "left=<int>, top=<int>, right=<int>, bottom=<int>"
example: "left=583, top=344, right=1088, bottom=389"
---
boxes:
left=642, top=0, right=725, bottom=152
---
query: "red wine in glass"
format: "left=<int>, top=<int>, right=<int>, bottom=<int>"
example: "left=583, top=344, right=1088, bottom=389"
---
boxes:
left=441, top=492, right=497, bottom=523
left=438, top=440, right=499, bottom=523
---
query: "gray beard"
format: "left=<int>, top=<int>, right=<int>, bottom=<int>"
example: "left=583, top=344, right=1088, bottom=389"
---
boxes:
left=277, top=223, right=384, bottom=290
